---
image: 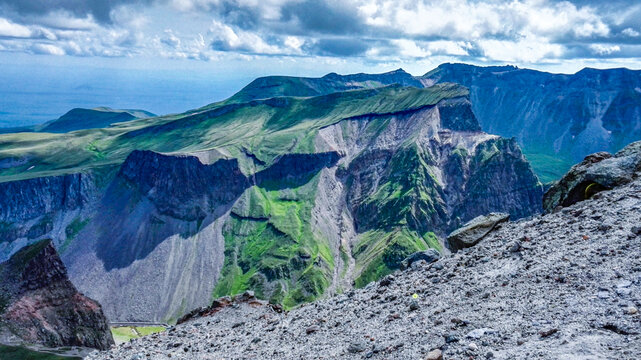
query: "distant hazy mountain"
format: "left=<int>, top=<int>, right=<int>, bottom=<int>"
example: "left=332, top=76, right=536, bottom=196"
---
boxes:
left=229, top=68, right=423, bottom=102
left=423, top=63, right=641, bottom=182
left=0, top=107, right=155, bottom=134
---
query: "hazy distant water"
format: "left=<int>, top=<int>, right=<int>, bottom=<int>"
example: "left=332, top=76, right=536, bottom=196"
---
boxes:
left=0, top=64, right=252, bottom=128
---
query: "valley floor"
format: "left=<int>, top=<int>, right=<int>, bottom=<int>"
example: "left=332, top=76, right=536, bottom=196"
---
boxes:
left=88, top=178, right=641, bottom=360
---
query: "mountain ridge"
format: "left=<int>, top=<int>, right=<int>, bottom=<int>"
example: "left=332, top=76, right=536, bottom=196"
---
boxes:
left=0, top=80, right=543, bottom=322
left=0, top=107, right=155, bottom=135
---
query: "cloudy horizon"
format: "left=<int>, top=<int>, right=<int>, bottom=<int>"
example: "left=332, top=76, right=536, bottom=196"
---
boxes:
left=1, top=0, right=641, bottom=125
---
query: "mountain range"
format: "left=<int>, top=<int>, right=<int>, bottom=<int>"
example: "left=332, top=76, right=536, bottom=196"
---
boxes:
left=0, top=63, right=639, bottom=326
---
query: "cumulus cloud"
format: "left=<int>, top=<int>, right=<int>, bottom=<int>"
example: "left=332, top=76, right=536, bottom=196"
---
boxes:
left=590, top=44, right=621, bottom=56
left=478, top=34, right=564, bottom=63
left=622, top=28, right=640, bottom=37
left=0, top=0, right=153, bottom=24
left=0, top=0, right=638, bottom=65
left=0, top=17, right=31, bottom=37
left=30, top=43, right=65, bottom=55
left=209, top=20, right=283, bottom=54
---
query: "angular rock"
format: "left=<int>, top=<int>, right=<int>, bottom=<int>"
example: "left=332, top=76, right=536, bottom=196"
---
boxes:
left=543, top=141, right=641, bottom=212
left=347, top=342, right=367, bottom=353
left=466, top=328, right=496, bottom=339
left=306, top=325, right=320, bottom=334
left=400, top=249, right=441, bottom=270
left=426, top=349, right=443, bottom=360
left=447, top=213, right=510, bottom=251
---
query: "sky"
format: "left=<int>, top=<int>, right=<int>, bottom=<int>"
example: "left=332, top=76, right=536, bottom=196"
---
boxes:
left=1, top=0, right=641, bottom=125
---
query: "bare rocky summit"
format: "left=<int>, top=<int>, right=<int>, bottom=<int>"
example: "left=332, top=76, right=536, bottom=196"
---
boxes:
left=88, top=167, right=641, bottom=359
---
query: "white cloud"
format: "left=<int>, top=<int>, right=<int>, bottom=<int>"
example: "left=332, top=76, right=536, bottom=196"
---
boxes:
left=359, top=0, right=609, bottom=40
left=161, top=30, right=181, bottom=48
left=209, top=20, right=283, bottom=54
left=31, top=43, right=65, bottom=55
left=0, top=0, right=636, bottom=66
left=392, top=39, right=430, bottom=58
left=590, top=44, right=621, bottom=56
left=284, top=36, right=304, bottom=51
left=478, top=34, right=563, bottom=63
left=0, top=18, right=32, bottom=38
left=427, top=41, right=471, bottom=56
left=37, top=11, right=98, bottom=30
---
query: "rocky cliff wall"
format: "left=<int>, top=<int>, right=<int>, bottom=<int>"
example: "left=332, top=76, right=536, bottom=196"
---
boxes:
left=314, top=97, right=543, bottom=286
left=0, top=172, right=99, bottom=262
left=0, top=240, right=113, bottom=350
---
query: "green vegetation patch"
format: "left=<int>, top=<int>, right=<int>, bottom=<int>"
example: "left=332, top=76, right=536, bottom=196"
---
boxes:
left=354, top=143, right=443, bottom=234
left=353, top=228, right=429, bottom=288
left=6, top=239, right=50, bottom=272
left=59, top=218, right=90, bottom=253
left=214, top=175, right=334, bottom=308
left=522, top=149, right=572, bottom=184
left=110, top=326, right=165, bottom=345
left=0, top=83, right=468, bottom=183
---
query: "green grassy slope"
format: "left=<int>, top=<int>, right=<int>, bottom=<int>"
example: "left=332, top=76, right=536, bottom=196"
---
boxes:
left=111, top=326, right=165, bottom=345
left=214, top=176, right=334, bottom=308
left=0, top=108, right=155, bottom=135
left=0, top=83, right=467, bottom=183
left=227, top=68, right=423, bottom=103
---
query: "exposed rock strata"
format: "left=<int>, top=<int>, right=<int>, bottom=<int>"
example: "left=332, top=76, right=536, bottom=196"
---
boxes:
left=0, top=172, right=99, bottom=261
left=423, top=64, right=641, bottom=168
left=1, top=88, right=543, bottom=322
left=0, top=240, right=113, bottom=350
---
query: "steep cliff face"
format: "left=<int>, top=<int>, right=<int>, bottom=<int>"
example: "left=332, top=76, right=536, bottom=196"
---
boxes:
left=118, top=150, right=250, bottom=221
left=0, top=173, right=99, bottom=261
left=423, top=63, right=641, bottom=182
left=63, top=151, right=248, bottom=322
left=0, top=239, right=113, bottom=350
left=314, top=97, right=543, bottom=287
left=62, top=149, right=342, bottom=321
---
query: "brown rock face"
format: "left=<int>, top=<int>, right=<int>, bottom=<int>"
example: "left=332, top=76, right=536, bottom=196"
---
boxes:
left=0, top=239, right=114, bottom=350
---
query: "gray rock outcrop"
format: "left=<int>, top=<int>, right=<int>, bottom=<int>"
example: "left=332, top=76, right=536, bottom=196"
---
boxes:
left=423, top=63, right=641, bottom=181
left=400, top=249, right=440, bottom=270
left=543, top=140, right=641, bottom=212
left=447, top=212, right=510, bottom=251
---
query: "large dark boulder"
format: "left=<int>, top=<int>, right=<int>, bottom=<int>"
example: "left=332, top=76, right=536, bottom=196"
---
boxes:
left=447, top=213, right=510, bottom=251
left=543, top=141, right=641, bottom=212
